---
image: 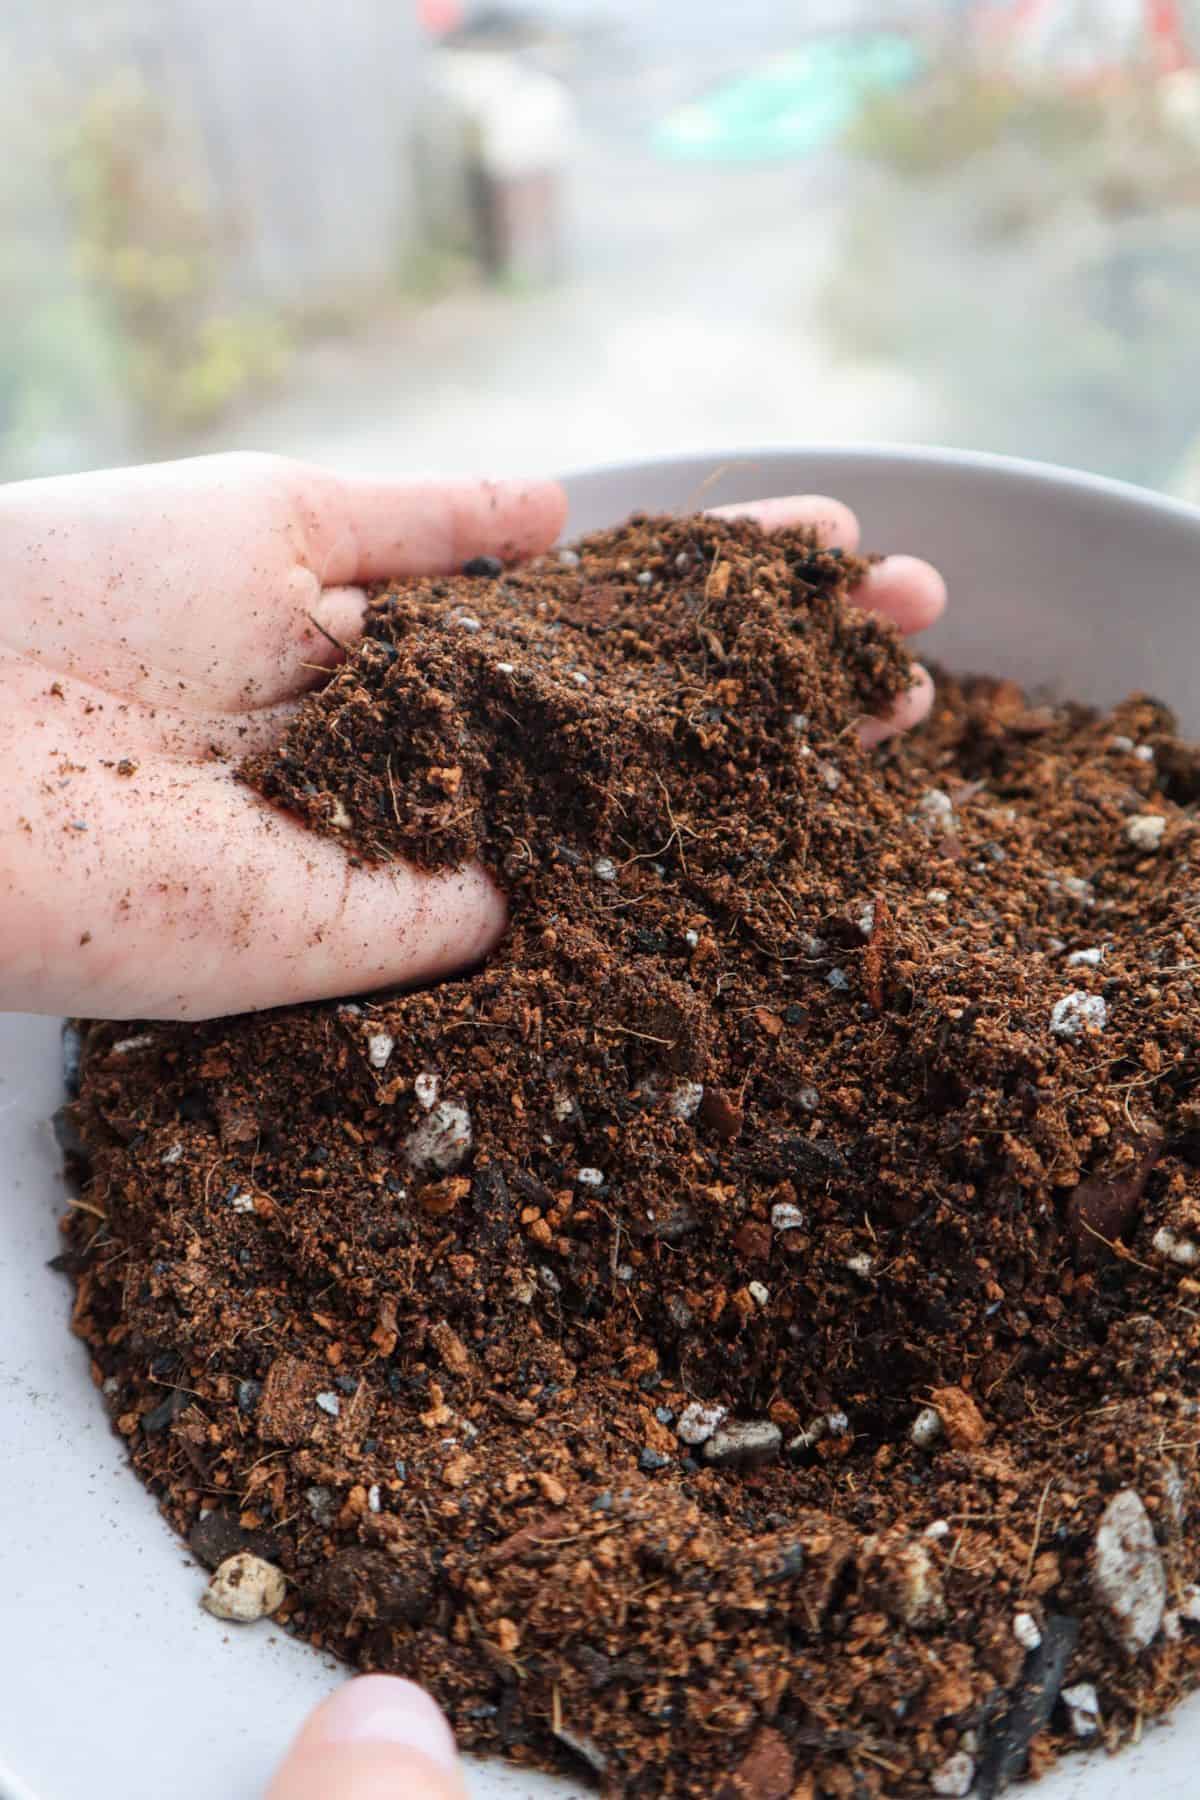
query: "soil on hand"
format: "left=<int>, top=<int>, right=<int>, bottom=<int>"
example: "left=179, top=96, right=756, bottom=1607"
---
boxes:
left=61, top=514, right=1200, bottom=1797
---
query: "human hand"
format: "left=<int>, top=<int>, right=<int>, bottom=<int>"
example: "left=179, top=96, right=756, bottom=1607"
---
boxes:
left=0, top=459, right=943, bottom=1021
left=267, top=1676, right=466, bottom=1800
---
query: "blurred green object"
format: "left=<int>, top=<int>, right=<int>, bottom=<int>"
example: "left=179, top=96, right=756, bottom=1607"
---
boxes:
left=654, top=35, right=923, bottom=164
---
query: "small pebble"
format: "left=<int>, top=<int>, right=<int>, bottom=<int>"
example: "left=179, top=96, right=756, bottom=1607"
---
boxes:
left=1013, top=1611, right=1043, bottom=1651
left=787, top=712, right=809, bottom=734
left=1110, top=734, right=1135, bottom=753
left=161, top=1143, right=184, bottom=1166
left=1180, top=1584, right=1200, bottom=1622
left=911, top=1407, right=943, bottom=1450
left=571, top=670, right=590, bottom=687
left=1134, top=743, right=1155, bottom=762
left=1066, top=947, right=1103, bottom=967
left=846, top=1253, right=873, bottom=1278
left=404, top=1099, right=472, bottom=1175
left=593, top=855, right=618, bottom=882
left=863, top=1535, right=943, bottom=1627
left=668, top=1081, right=704, bottom=1121
left=1091, top=1488, right=1166, bottom=1655
left=1062, top=874, right=1095, bottom=905
left=771, top=1202, right=805, bottom=1232
left=551, top=1091, right=575, bottom=1121
left=315, top=1391, right=341, bottom=1418
left=748, top=1280, right=769, bottom=1308
left=557, top=547, right=581, bottom=568
left=201, top=1553, right=286, bottom=1623
left=576, top=1167, right=605, bottom=1188
left=929, top=1752, right=974, bottom=1797
left=926, top=888, right=950, bottom=904
left=414, top=1071, right=440, bottom=1109
left=1050, top=991, right=1107, bottom=1039
left=1152, top=1226, right=1199, bottom=1267
left=676, top=1401, right=727, bottom=1446
left=924, top=1519, right=950, bottom=1541
left=826, top=1410, right=849, bottom=1437
left=236, top=1380, right=261, bottom=1413
left=112, top=1033, right=156, bottom=1055
left=796, top=1085, right=820, bottom=1112
left=329, top=798, right=352, bottom=831
left=684, top=929, right=699, bottom=949
left=827, top=968, right=850, bottom=992
left=462, top=554, right=503, bottom=578
left=495, top=661, right=516, bottom=675
left=917, top=788, right=955, bottom=826
left=674, top=551, right=691, bottom=572
left=367, top=1033, right=395, bottom=1070
left=367, top=1484, right=382, bottom=1514
left=141, top=1392, right=184, bottom=1434
left=636, top=569, right=654, bottom=587
left=704, top=1419, right=782, bottom=1469
left=654, top=1405, right=675, bottom=1426
left=305, top=1485, right=335, bottom=1524
left=819, top=761, right=841, bottom=792
left=1126, top=813, right=1166, bottom=852
left=788, top=1417, right=827, bottom=1454
left=639, top=1447, right=671, bottom=1472
left=450, top=613, right=482, bottom=632
left=229, top=1193, right=255, bottom=1214
left=1062, top=1681, right=1101, bottom=1736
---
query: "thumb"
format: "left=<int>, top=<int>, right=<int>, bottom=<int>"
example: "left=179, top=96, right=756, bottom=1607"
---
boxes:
left=267, top=1676, right=468, bottom=1800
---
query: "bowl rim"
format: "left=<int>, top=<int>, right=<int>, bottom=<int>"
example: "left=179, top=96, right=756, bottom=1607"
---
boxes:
left=561, top=439, right=1200, bottom=527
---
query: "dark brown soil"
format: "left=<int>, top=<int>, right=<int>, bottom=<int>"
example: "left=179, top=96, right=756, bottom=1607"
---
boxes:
left=60, top=514, right=1200, bottom=1798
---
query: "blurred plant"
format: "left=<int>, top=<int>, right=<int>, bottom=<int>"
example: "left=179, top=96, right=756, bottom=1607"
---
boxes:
left=846, top=73, right=1029, bottom=175
left=58, top=69, right=291, bottom=436
left=823, top=57, right=1200, bottom=490
left=848, top=64, right=1200, bottom=224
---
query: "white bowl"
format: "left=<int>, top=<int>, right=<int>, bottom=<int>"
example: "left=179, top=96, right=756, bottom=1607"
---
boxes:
left=3, top=445, right=1199, bottom=1800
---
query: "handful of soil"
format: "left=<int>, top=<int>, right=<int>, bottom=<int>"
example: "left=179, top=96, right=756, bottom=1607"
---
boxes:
left=61, top=514, right=1200, bottom=1798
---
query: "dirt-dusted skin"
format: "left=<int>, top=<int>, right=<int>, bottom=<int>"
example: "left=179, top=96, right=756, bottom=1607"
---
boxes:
left=61, top=516, right=1200, bottom=1797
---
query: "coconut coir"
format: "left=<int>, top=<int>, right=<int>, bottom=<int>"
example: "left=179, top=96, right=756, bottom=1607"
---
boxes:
left=61, top=514, right=1200, bottom=1797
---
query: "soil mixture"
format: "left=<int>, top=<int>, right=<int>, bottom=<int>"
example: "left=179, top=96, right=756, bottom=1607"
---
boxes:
left=59, top=514, right=1200, bottom=1798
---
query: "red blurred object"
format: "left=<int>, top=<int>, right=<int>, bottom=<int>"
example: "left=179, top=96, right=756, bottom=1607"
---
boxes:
left=987, top=0, right=1191, bottom=77
left=1148, top=0, right=1191, bottom=72
left=419, top=0, right=465, bottom=37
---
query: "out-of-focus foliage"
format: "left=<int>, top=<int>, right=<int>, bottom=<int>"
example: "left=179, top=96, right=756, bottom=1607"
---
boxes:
left=824, top=62, right=1200, bottom=489
left=60, top=70, right=291, bottom=435
left=0, top=57, right=290, bottom=476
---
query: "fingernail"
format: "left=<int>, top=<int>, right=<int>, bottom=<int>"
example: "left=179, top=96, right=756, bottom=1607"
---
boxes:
left=311, top=1675, right=458, bottom=1771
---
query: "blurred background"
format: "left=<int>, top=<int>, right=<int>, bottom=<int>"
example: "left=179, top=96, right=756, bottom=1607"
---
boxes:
left=5, top=0, right=1200, bottom=495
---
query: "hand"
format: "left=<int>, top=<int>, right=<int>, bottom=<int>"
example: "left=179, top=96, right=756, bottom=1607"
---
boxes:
left=268, top=1676, right=466, bottom=1800
left=0, top=458, right=943, bottom=1021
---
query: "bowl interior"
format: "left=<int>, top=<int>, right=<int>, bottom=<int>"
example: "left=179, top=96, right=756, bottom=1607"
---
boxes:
left=3, top=447, right=1198, bottom=1799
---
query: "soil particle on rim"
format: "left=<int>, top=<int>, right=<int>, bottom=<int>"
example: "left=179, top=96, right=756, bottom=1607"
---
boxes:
left=60, top=513, right=1200, bottom=1795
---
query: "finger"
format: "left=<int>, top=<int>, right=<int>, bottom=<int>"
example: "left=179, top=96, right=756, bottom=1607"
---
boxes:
left=301, top=470, right=569, bottom=586
left=859, top=663, right=935, bottom=748
left=708, top=493, right=860, bottom=550
left=854, top=554, right=946, bottom=636
left=0, top=751, right=506, bottom=1019
left=268, top=1676, right=467, bottom=1800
